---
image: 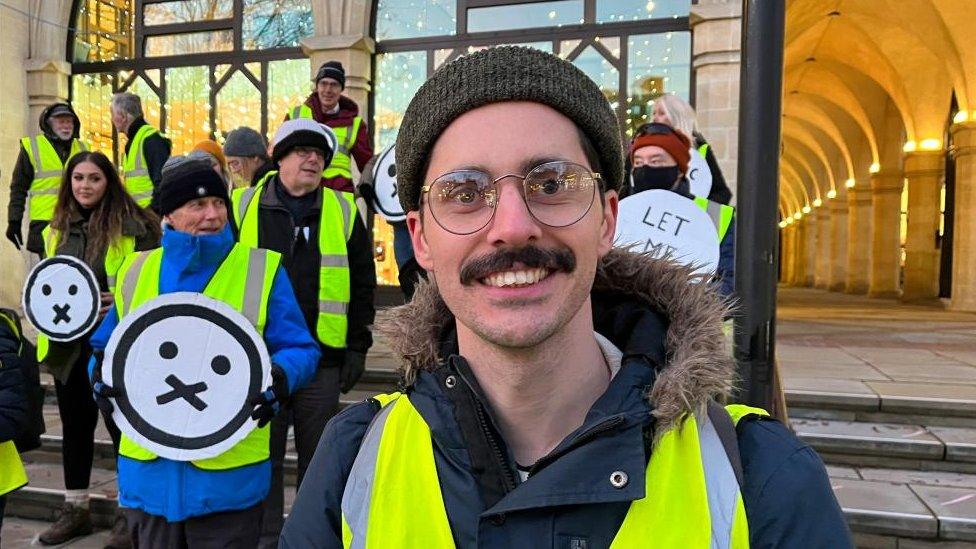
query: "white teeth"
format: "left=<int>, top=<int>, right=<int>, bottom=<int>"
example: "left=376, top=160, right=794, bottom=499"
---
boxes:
left=483, top=268, right=550, bottom=288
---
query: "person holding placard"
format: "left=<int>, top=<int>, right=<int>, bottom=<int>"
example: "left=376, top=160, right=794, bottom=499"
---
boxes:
left=627, top=123, right=736, bottom=297
left=33, top=151, right=160, bottom=547
left=87, top=156, right=320, bottom=547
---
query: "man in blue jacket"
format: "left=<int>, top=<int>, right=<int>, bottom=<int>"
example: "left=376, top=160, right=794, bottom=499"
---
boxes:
left=282, top=47, right=850, bottom=548
left=89, top=156, right=320, bottom=547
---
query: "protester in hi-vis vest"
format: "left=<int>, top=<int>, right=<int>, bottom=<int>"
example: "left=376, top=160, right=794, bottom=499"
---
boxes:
left=223, top=126, right=275, bottom=189
left=283, top=61, right=373, bottom=193
left=281, top=47, right=851, bottom=548
left=652, top=94, right=734, bottom=205
left=6, top=102, right=88, bottom=256
left=230, top=119, right=376, bottom=548
left=110, top=92, right=171, bottom=212
left=33, top=151, right=160, bottom=548
left=629, top=123, right=736, bottom=297
left=87, top=156, right=320, bottom=546
left=0, top=309, right=29, bottom=535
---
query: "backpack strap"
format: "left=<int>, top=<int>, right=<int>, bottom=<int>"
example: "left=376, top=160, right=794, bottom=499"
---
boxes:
left=707, top=400, right=744, bottom=489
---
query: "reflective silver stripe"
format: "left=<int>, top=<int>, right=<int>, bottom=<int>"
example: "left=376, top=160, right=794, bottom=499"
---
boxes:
left=28, top=188, right=59, bottom=196
left=699, top=415, right=740, bottom=549
left=331, top=189, right=353, bottom=239
left=237, top=186, right=260, bottom=224
left=343, top=119, right=357, bottom=151
left=319, top=300, right=348, bottom=315
left=336, top=145, right=350, bottom=156
left=127, top=169, right=149, bottom=177
left=120, top=252, right=151, bottom=316
left=321, top=254, right=348, bottom=268
left=27, top=137, right=62, bottom=179
left=29, top=137, right=42, bottom=170
left=79, top=141, right=89, bottom=152
left=704, top=201, right=724, bottom=236
left=34, top=171, right=63, bottom=179
left=132, top=191, right=153, bottom=202
left=341, top=400, right=397, bottom=549
left=242, top=248, right=267, bottom=326
left=106, top=275, right=117, bottom=290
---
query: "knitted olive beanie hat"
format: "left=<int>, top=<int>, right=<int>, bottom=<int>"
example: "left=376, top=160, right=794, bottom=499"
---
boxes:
left=395, top=46, right=624, bottom=212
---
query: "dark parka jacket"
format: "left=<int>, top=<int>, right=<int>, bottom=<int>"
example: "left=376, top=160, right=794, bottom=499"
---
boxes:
left=281, top=250, right=852, bottom=548
left=0, top=310, right=27, bottom=444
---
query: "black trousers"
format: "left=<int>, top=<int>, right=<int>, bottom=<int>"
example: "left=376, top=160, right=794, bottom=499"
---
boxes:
left=126, top=504, right=262, bottom=548
left=53, top=351, right=121, bottom=490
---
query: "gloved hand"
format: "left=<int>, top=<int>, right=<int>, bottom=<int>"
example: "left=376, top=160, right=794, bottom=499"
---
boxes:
left=250, top=365, right=288, bottom=427
left=340, top=350, right=367, bottom=394
left=6, top=222, right=23, bottom=250
left=91, top=350, right=121, bottom=414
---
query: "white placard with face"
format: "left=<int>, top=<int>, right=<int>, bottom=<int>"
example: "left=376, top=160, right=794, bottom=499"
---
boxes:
left=103, top=292, right=271, bottom=461
left=22, top=255, right=101, bottom=342
left=371, top=145, right=406, bottom=222
left=687, top=146, right=713, bottom=199
left=615, top=189, right=720, bottom=275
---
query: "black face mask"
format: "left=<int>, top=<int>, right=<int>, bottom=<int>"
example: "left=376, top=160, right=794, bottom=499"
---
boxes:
left=632, top=166, right=680, bottom=194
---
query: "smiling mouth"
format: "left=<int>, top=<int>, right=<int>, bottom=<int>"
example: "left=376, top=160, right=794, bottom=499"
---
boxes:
left=480, top=268, right=551, bottom=288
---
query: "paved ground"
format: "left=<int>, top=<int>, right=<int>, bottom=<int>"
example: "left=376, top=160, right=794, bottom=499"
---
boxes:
left=777, top=286, right=976, bottom=389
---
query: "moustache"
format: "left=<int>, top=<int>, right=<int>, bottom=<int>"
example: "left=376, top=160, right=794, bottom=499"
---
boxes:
left=459, top=246, right=576, bottom=286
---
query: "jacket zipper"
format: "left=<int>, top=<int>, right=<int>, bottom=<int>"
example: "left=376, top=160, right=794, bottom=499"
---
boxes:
left=529, top=415, right=627, bottom=475
left=474, top=398, right=518, bottom=492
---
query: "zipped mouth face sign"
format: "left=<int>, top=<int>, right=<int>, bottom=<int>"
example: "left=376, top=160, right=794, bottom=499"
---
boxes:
left=104, top=293, right=270, bottom=461
left=23, top=256, right=100, bottom=342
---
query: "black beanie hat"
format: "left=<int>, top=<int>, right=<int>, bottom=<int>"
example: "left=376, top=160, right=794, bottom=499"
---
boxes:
left=158, top=156, right=230, bottom=217
left=315, top=61, right=345, bottom=89
left=395, top=46, right=624, bottom=212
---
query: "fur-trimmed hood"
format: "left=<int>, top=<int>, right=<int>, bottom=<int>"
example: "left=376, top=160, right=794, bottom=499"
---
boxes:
left=376, top=248, right=735, bottom=435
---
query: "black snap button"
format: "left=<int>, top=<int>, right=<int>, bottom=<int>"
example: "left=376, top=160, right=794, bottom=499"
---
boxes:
left=491, top=513, right=505, bottom=526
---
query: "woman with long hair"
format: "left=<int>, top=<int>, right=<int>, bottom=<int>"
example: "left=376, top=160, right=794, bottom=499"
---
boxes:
left=36, top=151, right=160, bottom=547
left=652, top=94, right=734, bottom=204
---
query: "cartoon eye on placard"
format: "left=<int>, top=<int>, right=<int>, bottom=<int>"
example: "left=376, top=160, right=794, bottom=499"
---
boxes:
left=614, top=189, right=720, bottom=275
left=371, top=145, right=406, bottom=222
left=103, top=292, right=271, bottom=461
left=22, top=255, right=101, bottom=342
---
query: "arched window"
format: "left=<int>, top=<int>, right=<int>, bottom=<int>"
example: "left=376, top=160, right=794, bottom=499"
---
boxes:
left=371, top=0, right=693, bottom=151
left=70, top=0, right=314, bottom=159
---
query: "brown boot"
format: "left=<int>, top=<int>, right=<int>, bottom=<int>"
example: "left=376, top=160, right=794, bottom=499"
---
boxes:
left=103, top=510, right=132, bottom=549
left=38, top=502, right=93, bottom=545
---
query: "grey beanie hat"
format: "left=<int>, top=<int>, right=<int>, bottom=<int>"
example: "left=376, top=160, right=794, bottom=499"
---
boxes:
left=223, top=127, right=268, bottom=158
left=394, top=46, right=623, bottom=212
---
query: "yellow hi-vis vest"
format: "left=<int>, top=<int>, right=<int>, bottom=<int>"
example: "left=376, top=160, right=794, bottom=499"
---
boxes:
left=698, top=143, right=710, bottom=158
left=340, top=392, right=767, bottom=548
left=288, top=104, right=362, bottom=182
left=36, top=225, right=136, bottom=363
left=111, top=243, right=281, bottom=470
left=693, top=197, right=734, bottom=242
left=0, top=312, right=28, bottom=497
left=21, top=135, right=87, bottom=221
left=231, top=173, right=355, bottom=348
left=121, top=125, right=160, bottom=207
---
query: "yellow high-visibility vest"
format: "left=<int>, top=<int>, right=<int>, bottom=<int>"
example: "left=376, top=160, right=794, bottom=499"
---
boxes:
left=340, top=392, right=767, bottom=548
left=693, top=196, right=734, bottom=242
left=20, top=135, right=87, bottom=221
left=0, top=312, right=28, bottom=497
left=112, top=244, right=280, bottom=470
left=36, top=226, right=136, bottom=363
left=231, top=173, right=355, bottom=348
left=287, top=104, right=363, bottom=182
left=121, top=125, right=160, bottom=207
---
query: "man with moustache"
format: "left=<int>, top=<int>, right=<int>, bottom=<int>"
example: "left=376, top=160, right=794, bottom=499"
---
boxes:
left=282, top=47, right=851, bottom=547
left=6, top=103, right=88, bottom=256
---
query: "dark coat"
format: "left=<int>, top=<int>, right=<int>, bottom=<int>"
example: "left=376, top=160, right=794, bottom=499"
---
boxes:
left=246, top=176, right=376, bottom=364
left=281, top=250, right=852, bottom=548
left=7, top=103, right=82, bottom=254
left=0, top=311, right=27, bottom=444
left=693, top=131, right=733, bottom=205
left=126, top=117, right=172, bottom=214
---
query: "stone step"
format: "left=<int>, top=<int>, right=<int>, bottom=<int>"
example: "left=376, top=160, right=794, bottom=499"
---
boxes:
left=785, top=377, right=976, bottom=428
left=793, top=418, right=976, bottom=474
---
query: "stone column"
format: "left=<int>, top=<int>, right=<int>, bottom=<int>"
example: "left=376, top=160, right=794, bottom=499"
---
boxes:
left=301, top=35, right=375, bottom=120
left=779, top=225, right=793, bottom=284
left=950, top=122, right=976, bottom=311
left=902, top=151, right=944, bottom=301
left=804, top=216, right=817, bottom=286
left=690, top=1, right=741, bottom=200
left=846, top=184, right=873, bottom=294
left=868, top=172, right=903, bottom=298
left=814, top=208, right=831, bottom=288
left=828, top=200, right=848, bottom=291
left=795, top=220, right=808, bottom=286
left=26, top=59, right=71, bottom=126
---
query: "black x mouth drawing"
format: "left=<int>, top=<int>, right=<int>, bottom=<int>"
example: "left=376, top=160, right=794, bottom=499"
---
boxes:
left=156, top=374, right=208, bottom=411
left=52, top=304, right=71, bottom=325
